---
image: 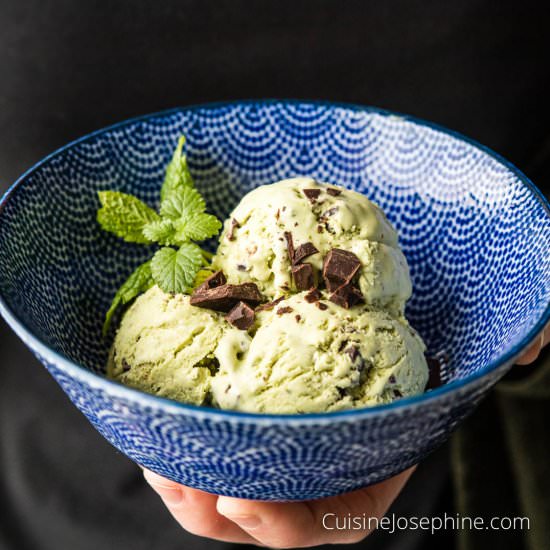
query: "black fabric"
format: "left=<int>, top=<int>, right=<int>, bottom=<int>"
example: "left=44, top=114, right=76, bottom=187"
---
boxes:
left=0, top=1, right=549, bottom=549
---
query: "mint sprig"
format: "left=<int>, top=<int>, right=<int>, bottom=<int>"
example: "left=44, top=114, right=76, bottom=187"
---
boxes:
left=98, top=136, right=221, bottom=334
left=97, top=191, right=160, bottom=243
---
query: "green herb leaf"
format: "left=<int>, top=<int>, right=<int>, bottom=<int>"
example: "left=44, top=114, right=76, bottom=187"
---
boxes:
left=160, top=136, right=194, bottom=203
left=142, top=219, right=176, bottom=245
left=103, top=260, right=153, bottom=335
left=160, top=186, right=206, bottom=221
left=97, top=191, right=160, bottom=243
left=174, top=212, right=222, bottom=242
left=151, top=244, right=204, bottom=294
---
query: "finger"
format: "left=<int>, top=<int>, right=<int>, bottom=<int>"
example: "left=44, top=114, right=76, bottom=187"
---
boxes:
left=217, top=466, right=415, bottom=548
left=516, top=332, right=544, bottom=365
left=516, top=323, right=550, bottom=365
left=543, top=324, right=550, bottom=348
left=143, top=470, right=257, bottom=544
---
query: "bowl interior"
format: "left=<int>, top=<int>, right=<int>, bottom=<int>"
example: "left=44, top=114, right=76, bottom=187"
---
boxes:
left=0, top=102, right=548, bottom=392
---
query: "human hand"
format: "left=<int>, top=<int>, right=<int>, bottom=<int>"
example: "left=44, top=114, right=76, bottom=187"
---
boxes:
left=143, top=466, right=415, bottom=547
left=515, top=323, right=550, bottom=365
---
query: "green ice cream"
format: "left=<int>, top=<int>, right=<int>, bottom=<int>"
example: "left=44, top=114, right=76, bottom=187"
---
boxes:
left=108, top=285, right=225, bottom=405
left=211, top=292, right=427, bottom=414
left=108, top=177, right=429, bottom=413
left=213, top=177, right=411, bottom=314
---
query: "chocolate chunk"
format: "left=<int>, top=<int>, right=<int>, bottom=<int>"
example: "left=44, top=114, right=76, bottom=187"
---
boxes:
left=226, top=301, right=255, bottom=330
left=237, top=264, right=247, bottom=272
left=329, top=282, right=364, bottom=309
left=295, top=314, right=301, bottom=322
left=303, top=188, right=321, bottom=202
left=326, top=188, right=342, bottom=196
left=121, top=358, right=131, bottom=372
left=304, top=288, right=321, bottom=303
left=284, top=231, right=295, bottom=263
left=291, top=263, right=315, bottom=291
left=276, top=306, right=294, bottom=315
left=389, top=375, right=397, bottom=384
left=393, top=389, right=403, bottom=398
left=321, top=207, right=339, bottom=218
left=227, top=218, right=240, bottom=241
left=345, top=345, right=360, bottom=363
left=426, top=356, right=443, bottom=390
left=317, top=225, right=324, bottom=233
left=316, top=301, right=328, bottom=310
left=322, top=249, right=361, bottom=290
left=191, top=282, right=262, bottom=312
left=293, top=242, right=319, bottom=265
left=255, top=296, right=285, bottom=312
left=195, top=270, right=227, bottom=293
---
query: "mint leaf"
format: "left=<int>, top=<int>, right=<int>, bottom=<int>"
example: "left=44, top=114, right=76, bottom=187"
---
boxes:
left=151, top=244, right=204, bottom=294
left=142, top=219, right=176, bottom=245
left=103, top=260, right=153, bottom=335
left=174, top=212, right=222, bottom=242
left=160, top=186, right=206, bottom=221
left=160, top=136, right=194, bottom=203
left=97, top=191, right=160, bottom=243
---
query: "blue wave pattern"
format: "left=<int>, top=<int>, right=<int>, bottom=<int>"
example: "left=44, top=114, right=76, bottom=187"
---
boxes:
left=0, top=101, right=548, bottom=500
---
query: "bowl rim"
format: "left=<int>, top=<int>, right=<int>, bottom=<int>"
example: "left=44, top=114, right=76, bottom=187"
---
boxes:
left=0, top=98, right=549, bottom=424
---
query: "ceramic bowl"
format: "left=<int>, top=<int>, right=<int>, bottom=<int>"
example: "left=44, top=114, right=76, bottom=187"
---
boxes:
left=1, top=101, right=548, bottom=500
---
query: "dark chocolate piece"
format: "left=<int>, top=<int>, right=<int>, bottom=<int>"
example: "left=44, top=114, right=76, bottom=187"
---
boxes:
left=295, top=314, right=301, bottom=322
left=255, top=296, right=285, bottom=312
left=227, top=218, right=240, bottom=241
left=322, top=248, right=361, bottom=290
left=190, top=282, right=262, bottom=312
left=291, top=263, right=314, bottom=291
left=195, top=270, right=227, bottom=293
left=284, top=231, right=295, bottom=263
left=316, top=301, right=328, bottom=310
left=237, top=264, right=247, bottom=271
left=345, top=345, right=360, bottom=363
left=276, top=306, right=294, bottom=315
left=304, top=288, right=321, bottom=303
left=293, top=242, right=319, bottom=265
left=317, top=225, right=324, bottom=233
left=326, top=188, right=342, bottom=196
left=121, top=358, right=131, bottom=372
left=393, top=389, right=403, bottom=398
left=426, top=355, right=444, bottom=390
left=303, top=188, right=321, bottom=202
left=321, top=207, right=339, bottom=218
left=329, top=282, right=364, bottom=309
left=226, top=301, right=255, bottom=330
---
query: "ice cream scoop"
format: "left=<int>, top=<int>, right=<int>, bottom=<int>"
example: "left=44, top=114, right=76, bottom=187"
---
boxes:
left=108, top=285, right=224, bottom=405
left=213, top=177, right=411, bottom=314
left=211, top=291, right=428, bottom=414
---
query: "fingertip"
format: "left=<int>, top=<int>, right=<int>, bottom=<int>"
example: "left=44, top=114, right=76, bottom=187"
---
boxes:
left=143, top=469, right=185, bottom=505
left=217, top=497, right=264, bottom=530
left=216, top=496, right=250, bottom=518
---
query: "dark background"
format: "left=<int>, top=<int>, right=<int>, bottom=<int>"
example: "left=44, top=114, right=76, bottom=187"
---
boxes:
left=1, top=1, right=549, bottom=549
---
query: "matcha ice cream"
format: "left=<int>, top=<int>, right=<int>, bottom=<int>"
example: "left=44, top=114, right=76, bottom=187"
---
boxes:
left=108, top=285, right=224, bottom=405
left=108, top=177, right=429, bottom=414
left=211, top=292, right=427, bottom=414
left=213, top=177, right=411, bottom=314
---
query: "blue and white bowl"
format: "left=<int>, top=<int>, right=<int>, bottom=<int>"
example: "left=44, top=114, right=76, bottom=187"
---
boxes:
left=0, top=101, right=548, bottom=501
